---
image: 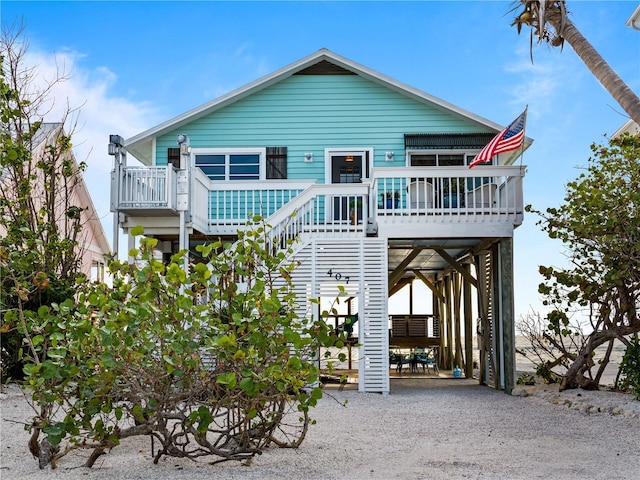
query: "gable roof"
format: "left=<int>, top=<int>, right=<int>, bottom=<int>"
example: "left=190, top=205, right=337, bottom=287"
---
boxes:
left=612, top=118, right=640, bottom=138
left=125, top=49, right=532, bottom=164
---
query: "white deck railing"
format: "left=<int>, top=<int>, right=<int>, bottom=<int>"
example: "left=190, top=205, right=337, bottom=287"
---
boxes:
left=264, top=183, right=370, bottom=249
left=113, top=164, right=525, bottom=235
left=111, top=166, right=177, bottom=211
left=190, top=172, right=317, bottom=235
left=371, top=165, right=526, bottom=226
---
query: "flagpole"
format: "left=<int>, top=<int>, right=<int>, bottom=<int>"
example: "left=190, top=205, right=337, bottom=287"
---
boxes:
left=518, top=105, right=528, bottom=170
left=469, top=107, right=527, bottom=169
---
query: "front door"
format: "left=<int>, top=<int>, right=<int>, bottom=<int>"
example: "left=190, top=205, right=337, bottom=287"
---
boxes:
left=330, top=152, right=366, bottom=222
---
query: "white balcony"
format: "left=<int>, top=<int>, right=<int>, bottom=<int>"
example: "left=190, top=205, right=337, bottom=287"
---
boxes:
left=111, top=164, right=525, bottom=239
left=110, top=166, right=178, bottom=216
left=370, top=165, right=525, bottom=237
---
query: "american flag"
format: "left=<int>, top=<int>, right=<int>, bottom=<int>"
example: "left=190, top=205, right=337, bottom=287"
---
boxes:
left=469, top=108, right=527, bottom=168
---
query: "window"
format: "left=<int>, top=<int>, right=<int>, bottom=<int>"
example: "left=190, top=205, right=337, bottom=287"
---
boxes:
left=167, top=148, right=180, bottom=169
left=465, top=153, right=491, bottom=167
left=193, top=148, right=265, bottom=181
left=410, top=153, right=465, bottom=167
left=91, top=260, right=105, bottom=283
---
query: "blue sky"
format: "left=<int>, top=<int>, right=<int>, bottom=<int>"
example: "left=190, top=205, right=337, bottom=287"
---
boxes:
left=2, top=1, right=639, bottom=321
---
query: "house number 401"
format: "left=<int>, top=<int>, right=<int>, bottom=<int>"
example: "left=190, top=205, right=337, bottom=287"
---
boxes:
left=327, top=269, right=350, bottom=284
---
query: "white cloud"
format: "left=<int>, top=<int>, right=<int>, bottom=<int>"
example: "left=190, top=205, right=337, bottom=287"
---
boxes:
left=24, top=47, right=162, bottom=250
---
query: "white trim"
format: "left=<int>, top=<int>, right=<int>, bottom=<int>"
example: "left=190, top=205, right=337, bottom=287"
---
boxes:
left=151, top=137, right=156, bottom=166
left=191, top=147, right=267, bottom=181
left=612, top=118, right=640, bottom=139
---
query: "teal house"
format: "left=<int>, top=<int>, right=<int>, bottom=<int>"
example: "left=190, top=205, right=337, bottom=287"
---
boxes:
left=109, top=49, right=531, bottom=395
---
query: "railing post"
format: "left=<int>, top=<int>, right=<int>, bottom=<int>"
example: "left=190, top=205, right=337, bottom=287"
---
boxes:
left=108, top=134, right=126, bottom=259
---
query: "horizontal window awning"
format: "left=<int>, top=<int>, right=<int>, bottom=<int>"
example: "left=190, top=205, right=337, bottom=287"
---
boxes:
left=404, top=133, right=495, bottom=150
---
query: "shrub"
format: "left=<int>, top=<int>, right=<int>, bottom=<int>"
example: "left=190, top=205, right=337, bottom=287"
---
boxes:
left=517, top=374, right=536, bottom=386
left=619, top=338, right=640, bottom=400
left=19, top=223, right=347, bottom=468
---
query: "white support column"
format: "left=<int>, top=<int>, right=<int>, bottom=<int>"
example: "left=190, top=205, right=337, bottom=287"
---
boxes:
left=177, top=135, right=191, bottom=273
left=127, top=232, right=136, bottom=264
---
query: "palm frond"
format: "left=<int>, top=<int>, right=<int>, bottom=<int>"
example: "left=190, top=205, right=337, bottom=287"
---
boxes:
left=510, top=0, right=569, bottom=62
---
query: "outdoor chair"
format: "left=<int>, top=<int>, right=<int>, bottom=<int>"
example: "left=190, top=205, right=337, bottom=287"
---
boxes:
left=414, top=347, right=439, bottom=374
left=465, top=182, right=497, bottom=208
left=408, top=180, right=434, bottom=210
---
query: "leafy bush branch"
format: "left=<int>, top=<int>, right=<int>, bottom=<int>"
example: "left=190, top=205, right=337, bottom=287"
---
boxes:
left=525, top=133, right=640, bottom=391
left=17, top=223, right=347, bottom=469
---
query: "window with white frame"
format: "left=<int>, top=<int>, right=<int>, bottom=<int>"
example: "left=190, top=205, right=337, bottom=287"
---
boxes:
left=409, top=152, right=487, bottom=167
left=408, top=152, right=493, bottom=198
left=193, top=148, right=265, bottom=181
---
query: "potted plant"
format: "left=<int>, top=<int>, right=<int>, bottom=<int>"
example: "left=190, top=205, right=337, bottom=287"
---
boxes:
left=349, top=198, right=363, bottom=224
left=381, top=190, right=399, bottom=209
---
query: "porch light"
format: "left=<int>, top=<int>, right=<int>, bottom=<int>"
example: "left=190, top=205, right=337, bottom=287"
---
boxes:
left=108, top=134, right=124, bottom=155
left=109, top=134, right=124, bottom=148
left=385, top=151, right=394, bottom=162
left=304, top=152, right=313, bottom=162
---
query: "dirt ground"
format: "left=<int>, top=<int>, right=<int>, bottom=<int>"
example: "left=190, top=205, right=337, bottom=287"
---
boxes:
left=1, top=378, right=638, bottom=480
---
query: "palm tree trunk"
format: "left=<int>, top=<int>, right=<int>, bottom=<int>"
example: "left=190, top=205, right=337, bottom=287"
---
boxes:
left=547, top=8, right=640, bottom=126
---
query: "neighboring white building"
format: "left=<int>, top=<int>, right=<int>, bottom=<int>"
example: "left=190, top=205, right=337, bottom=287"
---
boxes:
left=626, top=4, right=640, bottom=30
left=614, top=5, right=640, bottom=137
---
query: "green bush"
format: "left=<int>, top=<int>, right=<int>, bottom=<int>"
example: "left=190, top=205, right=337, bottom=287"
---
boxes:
left=19, top=223, right=347, bottom=468
left=619, top=338, right=640, bottom=400
left=517, top=374, right=536, bottom=386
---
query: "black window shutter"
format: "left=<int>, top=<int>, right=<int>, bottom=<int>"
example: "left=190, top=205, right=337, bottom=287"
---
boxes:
left=167, top=148, right=180, bottom=168
left=266, top=147, right=287, bottom=179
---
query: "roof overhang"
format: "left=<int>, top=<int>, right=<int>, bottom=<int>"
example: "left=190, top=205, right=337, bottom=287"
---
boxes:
left=124, top=49, right=533, bottom=165
left=627, top=5, right=640, bottom=30
left=612, top=118, right=640, bottom=139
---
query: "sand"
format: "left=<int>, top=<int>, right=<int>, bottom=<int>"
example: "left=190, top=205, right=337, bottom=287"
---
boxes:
left=1, top=378, right=639, bottom=480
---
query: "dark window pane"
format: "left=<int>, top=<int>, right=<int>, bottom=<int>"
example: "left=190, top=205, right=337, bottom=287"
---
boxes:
left=230, top=174, right=259, bottom=180
left=411, top=154, right=436, bottom=166
left=230, top=164, right=259, bottom=175
left=199, top=166, right=225, bottom=175
left=230, top=165, right=259, bottom=180
left=196, top=154, right=225, bottom=165
left=198, top=165, right=225, bottom=178
left=439, top=154, right=464, bottom=166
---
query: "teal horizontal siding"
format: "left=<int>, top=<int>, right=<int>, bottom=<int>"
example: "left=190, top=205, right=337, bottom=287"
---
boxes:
left=155, top=75, right=491, bottom=180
